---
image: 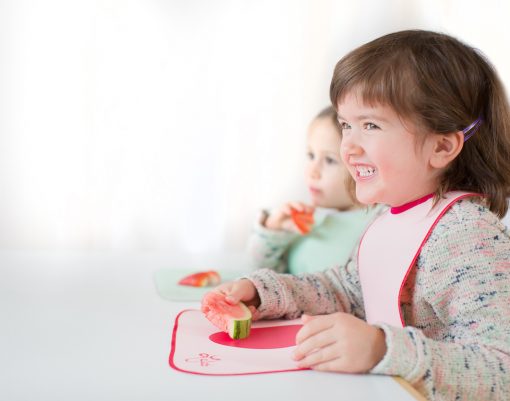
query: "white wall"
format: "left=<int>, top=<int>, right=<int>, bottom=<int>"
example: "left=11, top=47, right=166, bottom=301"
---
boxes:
left=0, top=0, right=508, bottom=254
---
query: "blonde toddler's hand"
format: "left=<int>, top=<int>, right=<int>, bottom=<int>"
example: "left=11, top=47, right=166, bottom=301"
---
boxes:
left=292, top=312, right=387, bottom=373
left=265, top=201, right=314, bottom=232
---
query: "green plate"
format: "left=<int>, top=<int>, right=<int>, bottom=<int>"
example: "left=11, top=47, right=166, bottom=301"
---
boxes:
left=153, top=268, right=247, bottom=302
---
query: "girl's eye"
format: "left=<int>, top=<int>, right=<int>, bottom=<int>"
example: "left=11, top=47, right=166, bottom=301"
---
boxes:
left=365, top=122, right=380, bottom=130
left=307, top=151, right=314, bottom=160
left=325, top=157, right=337, bottom=165
left=340, top=122, right=351, bottom=130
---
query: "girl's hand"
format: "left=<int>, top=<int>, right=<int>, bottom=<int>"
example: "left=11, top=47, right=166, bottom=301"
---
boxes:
left=265, top=201, right=314, bottom=232
left=292, top=313, right=387, bottom=373
left=208, top=279, right=261, bottom=313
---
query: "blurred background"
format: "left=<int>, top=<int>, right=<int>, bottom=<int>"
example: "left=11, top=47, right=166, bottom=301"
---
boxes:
left=0, top=0, right=508, bottom=256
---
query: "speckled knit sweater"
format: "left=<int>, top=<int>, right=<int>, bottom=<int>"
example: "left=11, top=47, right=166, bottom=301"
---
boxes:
left=247, top=198, right=510, bottom=401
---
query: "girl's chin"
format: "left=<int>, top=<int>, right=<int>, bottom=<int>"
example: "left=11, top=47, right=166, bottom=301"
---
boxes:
left=355, top=190, right=379, bottom=205
left=309, top=192, right=321, bottom=203
left=310, top=198, right=321, bottom=208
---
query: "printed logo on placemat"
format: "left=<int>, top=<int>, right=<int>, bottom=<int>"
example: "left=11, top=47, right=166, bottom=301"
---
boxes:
left=185, top=353, right=221, bottom=367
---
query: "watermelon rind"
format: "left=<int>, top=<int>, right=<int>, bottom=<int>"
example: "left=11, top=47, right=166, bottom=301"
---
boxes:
left=227, top=302, right=252, bottom=340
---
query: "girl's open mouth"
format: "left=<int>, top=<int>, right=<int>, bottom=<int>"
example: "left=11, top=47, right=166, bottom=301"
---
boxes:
left=355, top=165, right=376, bottom=179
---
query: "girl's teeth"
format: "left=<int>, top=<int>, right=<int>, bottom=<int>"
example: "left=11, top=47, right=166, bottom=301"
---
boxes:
left=357, top=166, right=376, bottom=177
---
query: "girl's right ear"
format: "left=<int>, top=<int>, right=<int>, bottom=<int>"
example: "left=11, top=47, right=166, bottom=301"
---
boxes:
left=429, top=131, right=464, bottom=169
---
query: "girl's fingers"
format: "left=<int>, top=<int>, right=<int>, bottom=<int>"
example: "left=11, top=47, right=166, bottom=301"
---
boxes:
left=287, top=202, right=304, bottom=212
left=295, top=342, right=340, bottom=368
left=288, top=202, right=314, bottom=214
left=212, top=282, right=246, bottom=304
left=281, top=219, right=300, bottom=233
left=302, top=204, right=315, bottom=214
left=281, top=204, right=293, bottom=215
left=279, top=202, right=315, bottom=219
left=224, top=293, right=239, bottom=304
left=301, top=314, right=316, bottom=324
left=213, top=286, right=230, bottom=297
left=226, top=279, right=257, bottom=305
left=293, top=325, right=335, bottom=361
left=309, top=357, right=344, bottom=372
left=295, top=314, right=331, bottom=344
left=224, top=283, right=246, bottom=304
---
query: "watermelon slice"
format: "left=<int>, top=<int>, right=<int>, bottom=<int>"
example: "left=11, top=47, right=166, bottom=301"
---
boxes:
left=201, top=292, right=252, bottom=339
left=290, top=208, right=314, bottom=234
left=178, top=270, right=221, bottom=287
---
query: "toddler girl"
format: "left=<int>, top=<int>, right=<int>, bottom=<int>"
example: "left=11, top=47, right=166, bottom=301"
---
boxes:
left=248, top=106, right=380, bottom=274
left=207, top=30, right=510, bottom=400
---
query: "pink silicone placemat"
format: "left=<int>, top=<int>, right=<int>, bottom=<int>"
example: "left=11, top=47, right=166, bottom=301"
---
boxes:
left=170, top=309, right=306, bottom=375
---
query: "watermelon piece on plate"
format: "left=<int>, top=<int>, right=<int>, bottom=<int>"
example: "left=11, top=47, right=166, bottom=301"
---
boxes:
left=201, top=292, right=252, bottom=339
left=178, top=270, right=221, bottom=287
left=290, top=208, right=314, bottom=234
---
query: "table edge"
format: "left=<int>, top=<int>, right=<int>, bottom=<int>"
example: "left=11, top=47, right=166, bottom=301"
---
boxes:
left=393, top=377, right=427, bottom=401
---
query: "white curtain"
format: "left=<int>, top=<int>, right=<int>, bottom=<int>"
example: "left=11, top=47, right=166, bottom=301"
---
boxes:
left=0, top=0, right=508, bottom=254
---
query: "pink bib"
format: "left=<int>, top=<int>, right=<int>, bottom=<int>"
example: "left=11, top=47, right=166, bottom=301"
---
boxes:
left=358, top=191, right=478, bottom=327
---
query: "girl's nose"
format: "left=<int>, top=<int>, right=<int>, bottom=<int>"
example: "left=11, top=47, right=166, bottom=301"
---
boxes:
left=309, top=160, right=321, bottom=179
left=340, top=132, right=362, bottom=156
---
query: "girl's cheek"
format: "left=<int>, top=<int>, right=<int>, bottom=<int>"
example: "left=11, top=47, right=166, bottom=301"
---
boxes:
left=340, top=151, right=348, bottom=165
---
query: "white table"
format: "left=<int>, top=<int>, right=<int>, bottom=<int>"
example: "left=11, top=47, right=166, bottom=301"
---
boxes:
left=0, top=251, right=420, bottom=401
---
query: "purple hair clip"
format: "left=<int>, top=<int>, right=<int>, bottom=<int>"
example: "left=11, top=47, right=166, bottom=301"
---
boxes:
left=462, top=116, right=483, bottom=142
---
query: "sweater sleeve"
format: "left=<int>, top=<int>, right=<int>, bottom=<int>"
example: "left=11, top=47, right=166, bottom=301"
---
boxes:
left=370, top=200, right=510, bottom=401
left=247, top=248, right=366, bottom=321
left=246, top=210, right=299, bottom=273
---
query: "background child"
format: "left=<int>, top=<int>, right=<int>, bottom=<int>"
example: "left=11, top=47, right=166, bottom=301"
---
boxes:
left=207, top=30, right=510, bottom=400
left=248, top=106, right=380, bottom=274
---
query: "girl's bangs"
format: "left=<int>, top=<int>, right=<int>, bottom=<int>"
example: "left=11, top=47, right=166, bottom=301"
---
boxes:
left=333, top=59, right=416, bottom=118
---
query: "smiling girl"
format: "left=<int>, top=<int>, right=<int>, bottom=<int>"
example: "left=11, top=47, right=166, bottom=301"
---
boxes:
left=207, top=30, right=510, bottom=400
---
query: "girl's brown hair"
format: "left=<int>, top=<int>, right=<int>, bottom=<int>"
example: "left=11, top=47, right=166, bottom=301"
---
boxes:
left=330, top=30, right=510, bottom=216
